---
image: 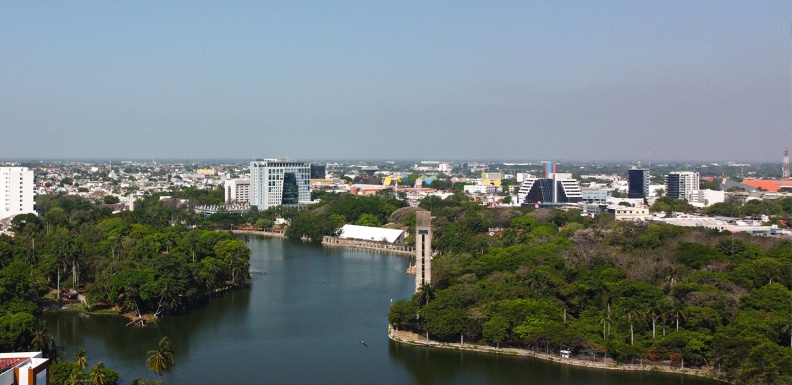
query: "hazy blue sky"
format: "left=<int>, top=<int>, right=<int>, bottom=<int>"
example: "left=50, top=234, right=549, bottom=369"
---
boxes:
left=1, top=1, right=788, bottom=162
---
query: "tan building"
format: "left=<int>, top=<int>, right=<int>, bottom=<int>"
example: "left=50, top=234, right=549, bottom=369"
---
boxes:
left=607, top=205, right=650, bottom=221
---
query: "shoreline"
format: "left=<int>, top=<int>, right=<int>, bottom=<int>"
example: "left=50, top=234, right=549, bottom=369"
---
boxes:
left=235, top=230, right=415, bottom=256
left=44, top=284, right=247, bottom=327
left=231, top=229, right=286, bottom=238
left=321, top=241, right=414, bottom=256
left=387, top=325, right=730, bottom=384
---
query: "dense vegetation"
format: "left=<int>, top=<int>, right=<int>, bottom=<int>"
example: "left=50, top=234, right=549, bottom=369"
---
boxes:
left=0, top=194, right=251, bottom=361
left=2, top=184, right=791, bottom=384
left=284, top=192, right=409, bottom=241
left=388, top=199, right=791, bottom=384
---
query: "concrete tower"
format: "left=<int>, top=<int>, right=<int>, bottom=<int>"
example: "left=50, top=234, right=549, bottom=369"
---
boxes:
left=415, top=210, right=432, bottom=292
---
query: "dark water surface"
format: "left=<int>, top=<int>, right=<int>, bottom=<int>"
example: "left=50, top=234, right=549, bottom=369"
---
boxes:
left=44, top=236, right=718, bottom=385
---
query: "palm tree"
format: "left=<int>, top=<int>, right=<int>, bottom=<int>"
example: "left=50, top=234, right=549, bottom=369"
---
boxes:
left=601, top=284, right=615, bottom=335
left=658, top=300, right=673, bottom=337
left=31, top=321, right=53, bottom=353
left=89, top=362, right=110, bottom=385
left=663, top=265, right=680, bottom=288
left=647, top=304, right=664, bottom=339
left=74, top=346, right=88, bottom=370
left=599, top=310, right=612, bottom=339
left=65, top=367, right=85, bottom=385
left=671, top=300, right=686, bottom=331
left=780, top=321, right=791, bottom=349
left=108, top=235, right=121, bottom=259
left=623, top=300, right=642, bottom=346
left=146, top=337, right=175, bottom=376
left=416, top=283, right=435, bottom=306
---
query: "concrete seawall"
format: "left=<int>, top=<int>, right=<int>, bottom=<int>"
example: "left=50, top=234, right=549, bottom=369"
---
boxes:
left=321, top=236, right=414, bottom=256
left=387, top=325, right=729, bottom=383
left=231, top=230, right=286, bottom=238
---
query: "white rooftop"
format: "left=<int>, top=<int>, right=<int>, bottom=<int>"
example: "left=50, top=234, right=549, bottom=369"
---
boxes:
left=338, top=224, right=405, bottom=244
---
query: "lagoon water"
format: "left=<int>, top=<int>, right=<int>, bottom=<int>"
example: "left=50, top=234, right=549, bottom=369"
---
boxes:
left=45, top=236, right=718, bottom=385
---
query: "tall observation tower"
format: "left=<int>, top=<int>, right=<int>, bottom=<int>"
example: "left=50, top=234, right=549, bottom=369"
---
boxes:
left=415, top=211, right=432, bottom=292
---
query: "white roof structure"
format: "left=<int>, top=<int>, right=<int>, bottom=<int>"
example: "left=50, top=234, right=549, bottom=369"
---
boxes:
left=338, top=224, right=405, bottom=244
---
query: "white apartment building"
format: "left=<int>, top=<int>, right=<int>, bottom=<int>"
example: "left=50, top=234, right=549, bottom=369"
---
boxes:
left=250, top=160, right=311, bottom=210
left=665, top=171, right=700, bottom=200
left=688, top=189, right=725, bottom=207
left=0, top=167, right=35, bottom=221
left=516, top=173, right=535, bottom=183
left=224, top=179, right=250, bottom=203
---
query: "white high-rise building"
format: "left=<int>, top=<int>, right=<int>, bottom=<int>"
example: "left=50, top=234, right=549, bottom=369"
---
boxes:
left=0, top=167, right=35, bottom=220
left=224, top=179, right=250, bottom=203
left=250, top=160, right=311, bottom=210
left=665, top=171, right=700, bottom=200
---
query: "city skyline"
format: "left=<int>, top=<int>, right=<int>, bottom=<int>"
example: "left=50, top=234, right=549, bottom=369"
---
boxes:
left=1, top=2, right=788, bottom=162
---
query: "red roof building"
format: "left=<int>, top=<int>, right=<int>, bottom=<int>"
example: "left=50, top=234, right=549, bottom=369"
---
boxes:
left=742, top=179, right=792, bottom=192
left=0, top=352, right=49, bottom=385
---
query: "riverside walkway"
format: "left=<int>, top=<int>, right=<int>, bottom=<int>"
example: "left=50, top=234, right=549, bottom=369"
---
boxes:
left=387, top=325, right=728, bottom=383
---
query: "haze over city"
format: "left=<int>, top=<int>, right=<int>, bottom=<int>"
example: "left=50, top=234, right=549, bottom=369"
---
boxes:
left=1, top=2, right=788, bottom=162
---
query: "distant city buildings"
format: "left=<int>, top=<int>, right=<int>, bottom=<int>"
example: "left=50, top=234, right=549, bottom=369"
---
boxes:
left=665, top=171, right=699, bottom=200
left=518, top=172, right=583, bottom=206
left=481, top=171, right=503, bottom=181
left=581, top=187, right=610, bottom=204
left=628, top=167, right=649, bottom=199
left=544, top=161, right=556, bottom=177
left=0, top=166, right=35, bottom=221
left=515, top=173, right=535, bottom=183
left=250, top=160, right=312, bottom=210
left=688, top=189, right=725, bottom=207
left=310, top=164, right=326, bottom=179
left=607, top=205, right=651, bottom=221
left=741, top=179, right=792, bottom=192
left=224, top=179, right=250, bottom=204
left=9, top=159, right=792, bottom=239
